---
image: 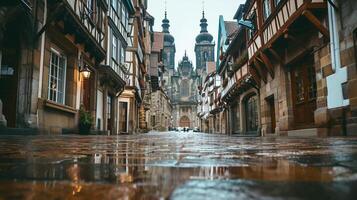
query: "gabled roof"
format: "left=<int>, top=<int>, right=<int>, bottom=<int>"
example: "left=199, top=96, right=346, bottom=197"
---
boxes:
left=152, top=32, right=164, bottom=53
left=224, top=21, right=238, bottom=37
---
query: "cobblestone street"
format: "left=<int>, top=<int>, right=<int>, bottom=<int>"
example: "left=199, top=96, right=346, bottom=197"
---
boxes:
left=0, top=132, right=357, bottom=199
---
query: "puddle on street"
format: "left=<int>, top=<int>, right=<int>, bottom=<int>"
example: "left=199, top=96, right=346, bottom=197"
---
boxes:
left=0, top=132, right=357, bottom=199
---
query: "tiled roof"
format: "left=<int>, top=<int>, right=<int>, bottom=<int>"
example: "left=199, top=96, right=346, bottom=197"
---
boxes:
left=206, top=61, right=216, bottom=74
left=224, top=21, right=238, bottom=37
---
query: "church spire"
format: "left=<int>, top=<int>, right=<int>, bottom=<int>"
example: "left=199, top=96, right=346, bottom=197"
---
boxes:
left=162, top=0, right=170, bottom=33
left=200, top=12, right=208, bottom=33
left=200, top=1, right=208, bottom=33
left=162, top=11, right=170, bottom=33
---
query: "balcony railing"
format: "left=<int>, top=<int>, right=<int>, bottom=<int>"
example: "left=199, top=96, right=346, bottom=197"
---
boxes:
left=66, top=0, right=106, bottom=49
left=221, top=76, right=237, bottom=99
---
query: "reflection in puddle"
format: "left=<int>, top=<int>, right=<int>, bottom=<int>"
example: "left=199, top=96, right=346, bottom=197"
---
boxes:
left=0, top=133, right=357, bottom=199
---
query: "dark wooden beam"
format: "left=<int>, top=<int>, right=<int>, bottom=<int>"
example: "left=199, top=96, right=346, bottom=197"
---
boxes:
left=267, top=47, right=284, bottom=67
left=253, top=58, right=267, bottom=83
left=302, top=10, right=330, bottom=39
left=36, top=2, right=65, bottom=39
left=259, top=52, right=275, bottom=79
left=248, top=65, right=261, bottom=88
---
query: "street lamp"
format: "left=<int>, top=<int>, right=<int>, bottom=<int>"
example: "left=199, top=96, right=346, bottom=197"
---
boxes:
left=79, top=55, right=91, bottom=79
left=80, top=65, right=91, bottom=79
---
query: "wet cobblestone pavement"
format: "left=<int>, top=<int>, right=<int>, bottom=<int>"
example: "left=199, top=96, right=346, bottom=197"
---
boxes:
left=0, top=132, right=357, bottom=199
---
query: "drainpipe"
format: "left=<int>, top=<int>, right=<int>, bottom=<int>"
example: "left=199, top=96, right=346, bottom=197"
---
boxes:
left=38, top=0, right=47, bottom=98
left=328, top=0, right=340, bottom=72
left=37, top=0, right=47, bottom=128
left=326, top=0, right=349, bottom=109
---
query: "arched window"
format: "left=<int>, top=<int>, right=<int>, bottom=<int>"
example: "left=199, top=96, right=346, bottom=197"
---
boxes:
left=203, top=51, right=208, bottom=62
left=180, top=80, right=189, bottom=97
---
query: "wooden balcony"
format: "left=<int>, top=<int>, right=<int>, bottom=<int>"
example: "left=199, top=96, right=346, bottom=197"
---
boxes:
left=247, top=0, right=327, bottom=61
left=221, top=75, right=237, bottom=100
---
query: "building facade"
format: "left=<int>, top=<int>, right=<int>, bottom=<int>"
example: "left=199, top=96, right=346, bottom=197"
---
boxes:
left=0, top=0, right=150, bottom=135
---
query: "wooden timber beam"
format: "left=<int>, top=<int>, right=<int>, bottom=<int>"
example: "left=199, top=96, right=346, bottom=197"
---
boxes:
left=253, top=58, right=267, bottom=83
left=259, top=52, right=275, bottom=79
left=248, top=65, right=261, bottom=88
left=267, top=47, right=284, bottom=67
left=302, top=10, right=330, bottom=39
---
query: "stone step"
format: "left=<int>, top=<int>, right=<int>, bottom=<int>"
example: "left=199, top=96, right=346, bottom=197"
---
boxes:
left=0, top=128, right=39, bottom=135
left=288, top=128, right=317, bottom=137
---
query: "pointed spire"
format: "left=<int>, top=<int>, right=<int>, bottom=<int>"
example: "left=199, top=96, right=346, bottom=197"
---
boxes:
left=162, top=4, right=170, bottom=33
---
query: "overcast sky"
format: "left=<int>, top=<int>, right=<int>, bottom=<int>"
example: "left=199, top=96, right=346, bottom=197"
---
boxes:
left=147, top=0, right=245, bottom=69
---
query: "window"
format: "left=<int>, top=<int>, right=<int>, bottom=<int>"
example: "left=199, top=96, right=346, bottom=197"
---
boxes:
left=342, top=82, right=348, bottom=100
left=263, top=0, right=271, bottom=20
left=121, top=45, right=125, bottom=62
left=274, top=0, right=281, bottom=7
left=86, top=0, right=93, bottom=11
left=203, top=51, right=208, bottom=62
left=112, top=34, right=118, bottom=61
left=353, top=28, right=357, bottom=64
left=107, top=96, right=112, bottom=120
left=307, top=65, right=317, bottom=100
left=48, top=49, right=67, bottom=104
left=151, top=116, right=156, bottom=126
left=294, top=70, right=304, bottom=103
left=248, top=12, right=257, bottom=40
left=121, top=5, right=126, bottom=26
left=181, top=81, right=189, bottom=97
left=111, top=0, right=117, bottom=11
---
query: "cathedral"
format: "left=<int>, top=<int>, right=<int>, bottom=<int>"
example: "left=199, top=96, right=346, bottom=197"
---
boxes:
left=161, top=11, right=215, bottom=128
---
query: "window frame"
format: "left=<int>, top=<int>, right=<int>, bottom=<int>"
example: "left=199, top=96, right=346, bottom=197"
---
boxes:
left=48, top=48, right=67, bottom=105
left=352, top=28, right=357, bottom=65
left=112, top=33, right=118, bottom=62
left=263, top=0, right=272, bottom=21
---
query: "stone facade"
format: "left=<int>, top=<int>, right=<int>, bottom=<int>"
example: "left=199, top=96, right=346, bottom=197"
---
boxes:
left=170, top=54, right=200, bottom=128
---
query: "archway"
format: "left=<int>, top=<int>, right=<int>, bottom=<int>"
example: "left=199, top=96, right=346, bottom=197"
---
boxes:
left=179, top=116, right=190, bottom=128
left=0, top=9, right=33, bottom=127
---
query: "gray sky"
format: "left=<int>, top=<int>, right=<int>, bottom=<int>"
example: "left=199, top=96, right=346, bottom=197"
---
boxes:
left=148, top=0, right=245, bottom=69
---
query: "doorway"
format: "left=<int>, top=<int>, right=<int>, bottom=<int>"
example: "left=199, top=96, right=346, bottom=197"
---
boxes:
left=266, top=96, right=276, bottom=133
left=119, top=101, right=128, bottom=133
left=0, top=26, right=20, bottom=127
left=179, top=116, right=190, bottom=128
left=230, top=102, right=240, bottom=134
left=107, top=95, right=114, bottom=133
left=290, top=57, right=317, bottom=128
left=245, top=94, right=259, bottom=134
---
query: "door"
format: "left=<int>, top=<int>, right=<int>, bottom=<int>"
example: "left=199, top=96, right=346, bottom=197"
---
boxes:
left=83, top=75, right=94, bottom=111
left=245, top=95, right=259, bottom=134
left=107, top=95, right=113, bottom=133
left=119, top=101, right=128, bottom=133
left=231, top=103, right=240, bottom=134
left=0, top=40, right=19, bottom=127
left=179, top=116, right=190, bottom=128
left=266, top=96, right=276, bottom=133
left=290, top=57, right=317, bottom=128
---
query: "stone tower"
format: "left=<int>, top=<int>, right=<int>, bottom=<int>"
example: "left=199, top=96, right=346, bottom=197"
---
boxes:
left=161, top=11, right=176, bottom=98
left=195, top=11, right=215, bottom=74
